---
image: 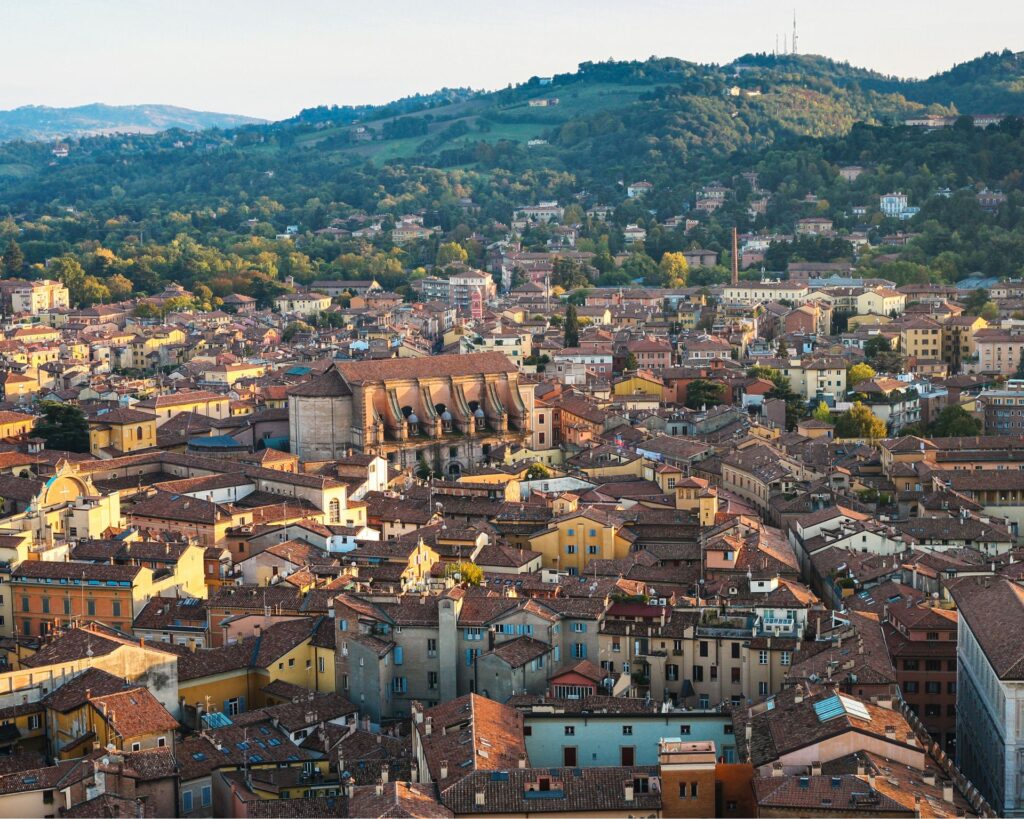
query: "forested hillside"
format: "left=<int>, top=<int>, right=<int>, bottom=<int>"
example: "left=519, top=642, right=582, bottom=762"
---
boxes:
left=0, top=51, right=1023, bottom=309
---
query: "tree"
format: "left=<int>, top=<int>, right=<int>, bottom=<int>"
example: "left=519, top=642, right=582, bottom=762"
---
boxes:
left=621, top=253, right=658, bottom=284
left=872, top=350, right=906, bottom=374
left=49, top=255, right=87, bottom=307
left=563, top=305, right=580, bottom=348
left=980, top=301, right=999, bottom=321
left=552, top=258, right=591, bottom=290
left=658, top=252, right=689, bottom=287
left=624, top=352, right=638, bottom=371
left=863, top=335, right=892, bottom=362
left=848, top=362, right=877, bottom=387
left=2, top=240, right=24, bottom=275
left=105, top=273, right=133, bottom=300
left=776, top=337, right=789, bottom=358
left=282, top=320, right=313, bottom=341
left=685, top=379, right=725, bottom=410
left=415, top=454, right=432, bottom=481
left=447, top=561, right=483, bottom=586
left=435, top=242, right=467, bottom=269
left=812, top=401, right=833, bottom=423
left=929, top=405, right=982, bottom=437
left=80, top=275, right=110, bottom=306
left=525, top=463, right=551, bottom=480
left=834, top=402, right=887, bottom=440
left=33, top=402, right=90, bottom=453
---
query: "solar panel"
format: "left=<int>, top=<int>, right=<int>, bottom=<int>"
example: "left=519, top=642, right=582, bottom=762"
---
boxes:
left=813, top=695, right=846, bottom=722
left=838, top=694, right=871, bottom=722
left=814, top=694, right=871, bottom=723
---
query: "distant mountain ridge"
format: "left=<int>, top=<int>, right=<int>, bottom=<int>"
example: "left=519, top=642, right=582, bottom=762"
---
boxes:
left=0, top=103, right=266, bottom=143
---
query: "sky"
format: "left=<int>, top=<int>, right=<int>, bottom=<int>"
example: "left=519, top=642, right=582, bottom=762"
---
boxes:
left=0, top=0, right=1020, bottom=121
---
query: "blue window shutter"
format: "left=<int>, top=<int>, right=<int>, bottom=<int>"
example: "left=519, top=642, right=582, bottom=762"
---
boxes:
left=223, top=699, right=230, bottom=714
left=394, top=646, right=403, bottom=665
left=581, top=623, right=587, bottom=633
left=465, top=649, right=472, bottom=667
left=238, top=696, right=246, bottom=713
left=182, top=791, right=193, bottom=813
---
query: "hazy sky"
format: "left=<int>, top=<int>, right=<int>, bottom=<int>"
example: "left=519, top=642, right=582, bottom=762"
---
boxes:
left=0, top=0, right=1019, bottom=120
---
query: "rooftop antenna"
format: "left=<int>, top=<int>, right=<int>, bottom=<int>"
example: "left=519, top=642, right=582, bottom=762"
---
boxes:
left=783, top=33, right=788, bottom=54
left=792, top=10, right=798, bottom=55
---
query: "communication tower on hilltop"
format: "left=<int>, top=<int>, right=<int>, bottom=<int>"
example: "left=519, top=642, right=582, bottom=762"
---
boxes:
left=792, top=10, right=799, bottom=55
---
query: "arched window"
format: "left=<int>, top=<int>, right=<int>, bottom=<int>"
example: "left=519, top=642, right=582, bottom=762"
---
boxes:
left=328, top=498, right=341, bottom=524
left=137, top=426, right=144, bottom=441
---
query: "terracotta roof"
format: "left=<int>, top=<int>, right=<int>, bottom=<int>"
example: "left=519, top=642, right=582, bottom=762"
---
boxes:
left=335, top=351, right=517, bottom=385
left=349, top=782, right=453, bottom=818
left=439, top=766, right=662, bottom=815
left=43, top=667, right=132, bottom=713
left=89, top=687, right=179, bottom=737
left=286, top=367, right=353, bottom=398
left=948, top=575, right=1024, bottom=679
left=416, top=694, right=528, bottom=789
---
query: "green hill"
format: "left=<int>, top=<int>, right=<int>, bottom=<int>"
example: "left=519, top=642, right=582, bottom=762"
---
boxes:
left=1, top=50, right=1024, bottom=305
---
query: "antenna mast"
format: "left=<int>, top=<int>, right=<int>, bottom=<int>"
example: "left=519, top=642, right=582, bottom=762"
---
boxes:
left=792, top=10, right=798, bottom=55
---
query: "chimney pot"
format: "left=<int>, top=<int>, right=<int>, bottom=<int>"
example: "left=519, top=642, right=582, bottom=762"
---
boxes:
left=440, top=760, right=448, bottom=780
left=943, top=783, right=954, bottom=804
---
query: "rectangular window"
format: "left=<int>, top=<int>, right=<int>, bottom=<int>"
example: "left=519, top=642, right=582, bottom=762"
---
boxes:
left=201, top=786, right=211, bottom=807
left=428, top=671, right=438, bottom=689
left=731, top=642, right=740, bottom=659
left=392, top=677, right=407, bottom=694
left=394, top=646, right=404, bottom=665
left=111, top=600, right=121, bottom=618
left=565, top=726, right=575, bottom=736
left=182, top=791, right=193, bottom=813
left=63, top=598, right=71, bottom=615
left=573, top=643, right=587, bottom=659
left=758, top=650, right=768, bottom=665
left=41, top=597, right=49, bottom=614
left=699, top=641, right=708, bottom=657
left=623, top=725, right=633, bottom=735
left=20, top=596, right=28, bottom=613
left=427, top=638, right=437, bottom=657
left=87, top=599, right=95, bottom=616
